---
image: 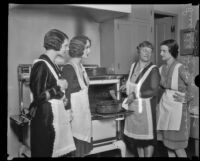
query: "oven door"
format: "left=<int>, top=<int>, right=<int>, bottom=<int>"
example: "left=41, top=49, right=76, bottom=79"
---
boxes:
left=92, top=118, right=117, bottom=144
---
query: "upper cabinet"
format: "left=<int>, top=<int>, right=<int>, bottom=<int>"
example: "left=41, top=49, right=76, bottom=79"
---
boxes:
left=100, top=19, right=134, bottom=74
left=131, top=5, right=154, bottom=22
left=100, top=18, right=153, bottom=74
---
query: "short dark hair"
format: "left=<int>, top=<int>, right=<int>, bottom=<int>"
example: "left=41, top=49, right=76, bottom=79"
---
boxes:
left=69, top=35, right=91, bottom=58
left=137, top=41, right=153, bottom=52
left=43, top=29, right=69, bottom=51
left=160, top=39, right=179, bottom=59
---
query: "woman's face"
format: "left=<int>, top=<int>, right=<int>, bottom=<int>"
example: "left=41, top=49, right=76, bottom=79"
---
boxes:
left=139, top=47, right=152, bottom=62
left=160, top=45, right=172, bottom=61
left=82, top=40, right=91, bottom=58
left=58, top=39, right=69, bottom=57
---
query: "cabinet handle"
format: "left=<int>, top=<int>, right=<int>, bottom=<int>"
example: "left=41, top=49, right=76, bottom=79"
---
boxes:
left=118, top=63, right=120, bottom=69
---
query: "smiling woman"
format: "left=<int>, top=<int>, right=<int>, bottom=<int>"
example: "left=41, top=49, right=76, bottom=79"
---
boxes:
left=121, top=41, right=160, bottom=157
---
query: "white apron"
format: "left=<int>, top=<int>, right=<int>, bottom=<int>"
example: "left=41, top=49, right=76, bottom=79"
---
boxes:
left=31, top=59, right=76, bottom=157
left=124, top=63, right=156, bottom=140
left=67, top=62, right=92, bottom=143
left=157, top=63, right=184, bottom=131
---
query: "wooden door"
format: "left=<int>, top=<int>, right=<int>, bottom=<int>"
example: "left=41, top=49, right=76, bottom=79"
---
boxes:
left=155, top=17, right=176, bottom=67
left=115, top=21, right=133, bottom=74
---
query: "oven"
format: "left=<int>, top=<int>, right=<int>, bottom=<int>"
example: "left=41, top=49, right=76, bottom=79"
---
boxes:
left=89, top=78, right=121, bottom=144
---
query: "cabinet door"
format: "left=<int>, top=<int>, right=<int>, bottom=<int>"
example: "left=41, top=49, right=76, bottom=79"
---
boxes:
left=131, top=20, right=153, bottom=62
left=100, top=20, right=115, bottom=69
left=132, top=5, right=153, bottom=22
left=114, top=21, right=133, bottom=74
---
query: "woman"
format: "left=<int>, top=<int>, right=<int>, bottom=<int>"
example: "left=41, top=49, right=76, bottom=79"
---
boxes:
left=157, top=39, right=193, bottom=157
left=121, top=41, right=160, bottom=157
left=62, top=35, right=93, bottom=157
left=29, top=29, right=76, bottom=157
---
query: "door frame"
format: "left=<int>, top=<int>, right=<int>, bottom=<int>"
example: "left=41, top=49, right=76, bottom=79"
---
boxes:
left=154, top=10, right=178, bottom=65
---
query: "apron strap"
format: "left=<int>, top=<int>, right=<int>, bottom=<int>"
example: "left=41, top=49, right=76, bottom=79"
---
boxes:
left=159, top=65, right=163, bottom=75
left=171, top=63, right=182, bottom=91
left=80, top=64, right=90, bottom=87
left=30, top=59, right=61, bottom=102
left=128, top=62, right=136, bottom=81
left=136, top=64, right=156, bottom=113
left=126, top=63, right=136, bottom=95
left=33, top=59, right=59, bottom=81
left=136, top=64, right=157, bottom=97
left=65, top=62, right=87, bottom=90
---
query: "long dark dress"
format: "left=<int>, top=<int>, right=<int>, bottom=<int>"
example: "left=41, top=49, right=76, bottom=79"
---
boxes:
left=62, top=64, right=93, bottom=157
left=29, top=54, right=66, bottom=157
left=123, top=62, right=160, bottom=148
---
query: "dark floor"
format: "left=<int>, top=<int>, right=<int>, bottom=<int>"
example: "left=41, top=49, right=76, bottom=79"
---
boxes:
left=87, top=138, right=198, bottom=158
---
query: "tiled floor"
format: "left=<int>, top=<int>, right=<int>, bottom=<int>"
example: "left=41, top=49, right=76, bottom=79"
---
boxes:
left=87, top=138, right=198, bottom=158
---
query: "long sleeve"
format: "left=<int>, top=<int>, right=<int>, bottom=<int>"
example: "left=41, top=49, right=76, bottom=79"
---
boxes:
left=29, top=61, right=64, bottom=104
left=140, top=67, right=161, bottom=98
left=179, top=65, right=194, bottom=103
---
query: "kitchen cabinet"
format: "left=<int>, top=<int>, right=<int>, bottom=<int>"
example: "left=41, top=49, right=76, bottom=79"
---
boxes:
left=100, top=19, right=133, bottom=74
left=132, top=20, right=154, bottom=63
left=100, top=18, right=153, bottom=74
left=131, top=5, right=154, bottom=22
left=131, top=5, right=155, bottom=64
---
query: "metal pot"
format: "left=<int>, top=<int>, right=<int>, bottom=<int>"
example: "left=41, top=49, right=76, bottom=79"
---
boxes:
left=96, top=100, right=122, bottom=114
left=85, top=67, right=107, bottom=77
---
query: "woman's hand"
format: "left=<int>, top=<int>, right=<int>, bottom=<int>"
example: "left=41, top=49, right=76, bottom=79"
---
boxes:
left=109, top=90, right=117, bottom=100
left=126, top=92, right=136, bottom=105
left=57, top=79, right=68, bottom=91
left=173, top=92, right=186, bottom=103
left=120, top=84, right=126, bottom=92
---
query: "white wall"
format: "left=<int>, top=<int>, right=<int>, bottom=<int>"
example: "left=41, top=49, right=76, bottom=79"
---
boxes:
left=8, top=4, right=100, bottom=158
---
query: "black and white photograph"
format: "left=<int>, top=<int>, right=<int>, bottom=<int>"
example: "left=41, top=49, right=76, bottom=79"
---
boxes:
left=7, top=4, right=199, bottom=158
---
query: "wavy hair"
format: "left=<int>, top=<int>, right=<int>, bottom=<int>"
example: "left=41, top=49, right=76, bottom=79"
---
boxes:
left=43, top=29, right=69, bottom=51
left=69, top=35, right=91, bottom=58
left=137, top=41, right=153, bottom=52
